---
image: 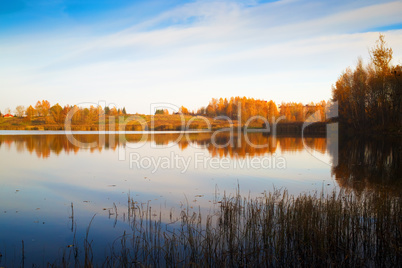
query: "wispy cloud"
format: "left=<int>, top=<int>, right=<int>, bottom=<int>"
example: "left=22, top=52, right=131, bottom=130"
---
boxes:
left=1, top=0, right=402, bottom=113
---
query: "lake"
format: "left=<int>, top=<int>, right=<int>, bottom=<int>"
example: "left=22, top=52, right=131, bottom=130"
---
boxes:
left=0, top=131, right=400, bottom=266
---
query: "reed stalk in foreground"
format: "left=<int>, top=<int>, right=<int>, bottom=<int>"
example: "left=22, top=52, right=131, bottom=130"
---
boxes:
left=37, top=189, right=402, bottom=267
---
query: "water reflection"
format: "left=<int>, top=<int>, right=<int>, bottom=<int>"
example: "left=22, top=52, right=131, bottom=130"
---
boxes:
left=1, top=133, right=399, bottom=192
left=1, top=132, right=400, bottom=266
left=0, top=133, right=328, bottom=159
left=332, top=136, right=402, bottom=192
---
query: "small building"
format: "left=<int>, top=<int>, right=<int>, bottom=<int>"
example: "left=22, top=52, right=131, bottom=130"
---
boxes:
left=3, top=114, right=14, bottom=118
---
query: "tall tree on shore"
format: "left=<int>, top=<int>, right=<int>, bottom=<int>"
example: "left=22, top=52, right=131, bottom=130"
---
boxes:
left=104, top=106, right=110, bottom=115
left=50, top=103, right=64, bottom=123
left=179, top=106, right=189, bottom=115
left=369, top=34, right=393, bottom=127
left=26, top=105, right=35, bottom=119
left=332, top=34, right=401, bottom=130
left=41, top=100, right=51, bottom=117
left=35, top=101, right=42, bottom=116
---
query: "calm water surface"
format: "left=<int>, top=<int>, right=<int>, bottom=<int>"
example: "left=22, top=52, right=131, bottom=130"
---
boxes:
left=0, top=131, right=399, bottom=266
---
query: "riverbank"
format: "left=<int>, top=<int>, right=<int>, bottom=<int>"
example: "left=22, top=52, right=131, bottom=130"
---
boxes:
left=0, top=114, right=329, bottom=135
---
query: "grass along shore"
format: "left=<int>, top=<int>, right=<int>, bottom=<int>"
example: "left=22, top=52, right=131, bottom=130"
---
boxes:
left=7, top=188, right=401, bottom=267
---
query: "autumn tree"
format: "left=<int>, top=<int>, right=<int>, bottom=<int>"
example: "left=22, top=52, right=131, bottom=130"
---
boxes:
left=217, top=98, right=225, bottom=115
left=97, top=106, right=104, bottom=117
left=206, top=105, right=216, bottom=117
left=197, top=107, right=206, bottom=115
left=71, top=105, right=81, bottom=124
left=15, top=105, right=25, bottom=117
left=109, top=107, right=118, bottom=116
left=370, top=34, right=393, bottom=75
left=26, top=105, right=35, bottom=119
left=369, top=34, right=395, bottom=127
left=63, top=105, right=71, bottom=121
left=332, top=34, right=401, bottom=130
left=89, top=105, right=99, bottom=122
left=206, top=98, right=218, bottom=117
left=50, top=103, right=64, bottom=124
left=267, top=101, right=279, bottom=122
left=41, top=100, right=50, bottom=117
left=226, top=100, right=233, bottom=118
left=82, top=108, right=90, bottom=123
left=179, top=106, right=189, bottom=115
left=203, top=96, right=284, bottom=126
left=34, top=101, right=42, bottom=116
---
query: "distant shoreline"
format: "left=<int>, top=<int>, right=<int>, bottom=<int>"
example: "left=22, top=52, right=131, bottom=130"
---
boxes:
left=0, top=124, right=329, bottom=139
left=2, top=116, right=400, bottom=137
left=0, top=114, right=328, bottom=136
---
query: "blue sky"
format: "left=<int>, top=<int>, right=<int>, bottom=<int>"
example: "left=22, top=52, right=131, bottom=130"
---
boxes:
left=1, top=0, right=402, bottom=114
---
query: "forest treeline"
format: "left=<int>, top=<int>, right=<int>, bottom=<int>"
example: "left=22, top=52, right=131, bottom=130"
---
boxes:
left=2, top=98, right=329, bottom=128
left=1, top=101, right=127, bottom=125
left=160, top=98, right=328, bottom=124
left=332, top=34, right=401, bottom=131
left=196, top=97, right=327, bottom=123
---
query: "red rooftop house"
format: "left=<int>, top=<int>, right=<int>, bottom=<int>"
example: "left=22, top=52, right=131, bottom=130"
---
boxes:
left=3, top=114, right=14, bottom=118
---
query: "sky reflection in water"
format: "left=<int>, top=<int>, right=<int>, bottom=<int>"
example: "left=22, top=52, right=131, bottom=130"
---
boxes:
left=0, top=132, right=342, bottom=265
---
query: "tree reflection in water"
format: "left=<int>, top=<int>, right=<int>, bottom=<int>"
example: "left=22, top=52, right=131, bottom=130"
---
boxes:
left=1, top=133, right=400, bottom=192
left=332, top=136, right=401, bottom=192
left=0, top=133, right=327, bottom=159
